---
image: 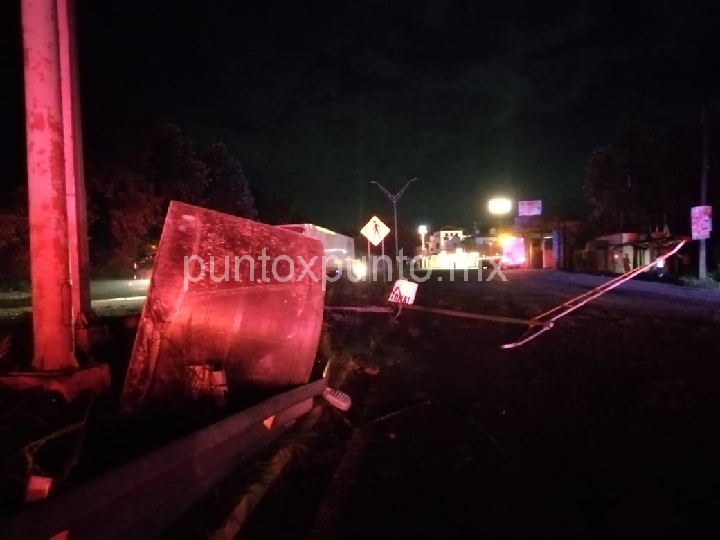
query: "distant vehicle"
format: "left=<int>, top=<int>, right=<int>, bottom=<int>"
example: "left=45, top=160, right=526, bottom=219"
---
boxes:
left=276, top=223, right=364, bottom=277
left=130, top=224, right=367, bottom=282
left=133, top=252, right=156, bottom=280
left=473, top=236, right=505, bottom=269
left=499, top=235, right=527, bottom=269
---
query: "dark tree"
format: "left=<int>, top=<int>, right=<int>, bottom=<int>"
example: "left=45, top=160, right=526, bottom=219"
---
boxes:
left=146, top=121, right=210, bottom=210
left=86, top=153, right=162, bottom=270
left=86, top=122, right=263, bottom=273
left=86, top=122, right=210, bottom=271
left=583, top=99, right=698, bottom=235
left=252, top=189, right=309, bottom=225
left=0, top=185, right=29, bottom=286
left=201, top=142, right=256, bottom=219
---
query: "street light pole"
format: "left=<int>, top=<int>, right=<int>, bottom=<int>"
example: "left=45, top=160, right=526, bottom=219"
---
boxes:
left=418, top=225, right=427, bottom=268
left=370, top=178, right=418, bottom=262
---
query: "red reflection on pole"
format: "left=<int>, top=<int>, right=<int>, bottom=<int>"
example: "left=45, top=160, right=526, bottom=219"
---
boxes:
left=21, top=0, right=77, bottom=370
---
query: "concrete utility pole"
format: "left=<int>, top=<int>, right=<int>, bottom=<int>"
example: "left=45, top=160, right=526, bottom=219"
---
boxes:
left=1, top=0, right=110, bottom=398
left=699, top=106, right=710, bottom=280
left=22, top=0, right=77, bottom=370
left=370, top=178, right=418, bottom=262
left=58, top=0, right=93, bottom=353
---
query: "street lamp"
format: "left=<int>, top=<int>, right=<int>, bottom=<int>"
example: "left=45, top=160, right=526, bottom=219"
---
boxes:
left=488, top=197, right=512, bottom=215
left=487, top=197, right=513, bottom=237
left=418, top=225, right=427, bottom=264
left=370, top=178, right=418, bottom=262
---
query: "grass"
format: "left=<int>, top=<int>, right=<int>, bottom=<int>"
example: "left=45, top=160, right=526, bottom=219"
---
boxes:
left=0, top=389, right=96, bottom=516
left=160, top=309, right=379, bottom=539
left=0, top=281, right=30, bottom=294
left=679, top=275, right=720, bottom=289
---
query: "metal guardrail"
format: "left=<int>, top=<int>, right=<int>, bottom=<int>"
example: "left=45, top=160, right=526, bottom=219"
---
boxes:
left=0, top=377, right=327, bottom=540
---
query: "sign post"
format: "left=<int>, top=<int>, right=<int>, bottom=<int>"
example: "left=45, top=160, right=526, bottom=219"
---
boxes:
left=361, top=216, right=391, bottom=277
left=361, top=216, right=391, bottom=247
left=692, top=205, right=712, bottom=280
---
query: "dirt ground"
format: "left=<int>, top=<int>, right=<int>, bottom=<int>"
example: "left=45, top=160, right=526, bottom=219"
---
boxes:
left=233, top=270, right=720, bottom=539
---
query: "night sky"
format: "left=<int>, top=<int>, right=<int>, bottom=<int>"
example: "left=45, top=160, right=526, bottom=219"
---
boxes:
left=2, top=0, right=719, bottom=232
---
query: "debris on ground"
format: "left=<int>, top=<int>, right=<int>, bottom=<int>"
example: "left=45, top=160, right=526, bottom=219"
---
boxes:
left=362, top=365, right=380, bottom=376
left=322, top=388, right=352, bottom=411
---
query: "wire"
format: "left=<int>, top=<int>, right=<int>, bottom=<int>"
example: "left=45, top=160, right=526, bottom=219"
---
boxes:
left=501, top=240, right=687, bottom=349
left=325, top=239, right=688, bottom=351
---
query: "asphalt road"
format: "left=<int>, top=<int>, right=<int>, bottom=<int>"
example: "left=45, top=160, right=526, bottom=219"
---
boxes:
left=0, top=279, right=148, bottom=318
left=89, top=278, right=149, bottom=300
left=227, top=269, right=720, bottom=539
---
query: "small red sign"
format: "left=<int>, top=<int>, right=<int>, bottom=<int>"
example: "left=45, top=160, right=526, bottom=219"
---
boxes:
left=691, top=205, right=712, bottom=240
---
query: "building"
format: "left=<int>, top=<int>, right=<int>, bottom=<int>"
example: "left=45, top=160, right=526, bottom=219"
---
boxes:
left=578, top=231, right=684, bottom=274
left=421, top=218, right=586, bottom=271
left=511, top=216, right=585, bottom=270
left=427, top=226, right=466, bottom=255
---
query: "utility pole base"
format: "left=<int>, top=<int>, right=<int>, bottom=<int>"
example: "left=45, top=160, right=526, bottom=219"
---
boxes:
left=0, top=364, right=111, bottom=402
left=74, top=310, right=111, bottom=360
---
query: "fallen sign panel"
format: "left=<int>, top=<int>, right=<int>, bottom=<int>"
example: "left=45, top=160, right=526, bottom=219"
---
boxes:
left=120, top=201, right=326, bottom=413
left=388, top=279, right=418, bottom=305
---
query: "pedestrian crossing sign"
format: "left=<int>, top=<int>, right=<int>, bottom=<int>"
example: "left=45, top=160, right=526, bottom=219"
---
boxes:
left=361, top=216, right=390, bottom=246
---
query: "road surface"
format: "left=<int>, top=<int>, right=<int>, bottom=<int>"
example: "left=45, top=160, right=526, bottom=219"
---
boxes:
left=0, top=279, right=148, bottom=319
left=187, top=269, right=720, bottom=539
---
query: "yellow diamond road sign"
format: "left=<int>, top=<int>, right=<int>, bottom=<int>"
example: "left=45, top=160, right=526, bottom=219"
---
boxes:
left=361, top=216, right=390, bottom=246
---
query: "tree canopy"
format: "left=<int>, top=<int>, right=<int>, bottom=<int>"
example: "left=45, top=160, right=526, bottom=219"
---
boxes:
left=86, top=122, right=256, bottom=272
left=583, top=102, right=707, bottom=236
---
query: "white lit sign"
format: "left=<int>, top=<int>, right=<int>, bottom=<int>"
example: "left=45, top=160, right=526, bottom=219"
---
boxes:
left=518, top=200, right=542, bottom=216
left=388, top=279, right=418, bottom=305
